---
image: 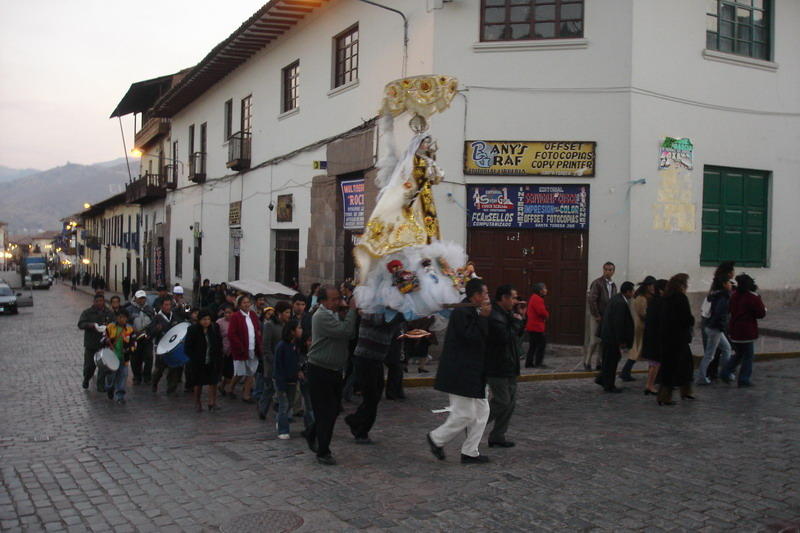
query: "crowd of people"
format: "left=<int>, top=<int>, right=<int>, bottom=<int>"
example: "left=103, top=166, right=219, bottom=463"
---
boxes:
left=76, top=259, right=766, bottom=465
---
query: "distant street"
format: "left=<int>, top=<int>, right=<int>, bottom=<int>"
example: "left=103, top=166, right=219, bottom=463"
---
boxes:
left=0, top=284, right=798, bottom=532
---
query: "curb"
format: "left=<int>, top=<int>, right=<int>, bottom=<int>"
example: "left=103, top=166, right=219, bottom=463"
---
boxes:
left=402, top=351, right=800, bottom=387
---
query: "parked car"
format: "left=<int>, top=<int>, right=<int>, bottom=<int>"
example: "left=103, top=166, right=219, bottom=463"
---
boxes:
left=0, top=283, right=20, bottom=314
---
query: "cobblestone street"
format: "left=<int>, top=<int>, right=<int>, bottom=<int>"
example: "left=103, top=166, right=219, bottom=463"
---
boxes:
left=0, top=285, right=798, bottom=532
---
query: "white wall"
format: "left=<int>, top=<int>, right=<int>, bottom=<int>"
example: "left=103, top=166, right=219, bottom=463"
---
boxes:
left=628, top=0, right=800, bottom=292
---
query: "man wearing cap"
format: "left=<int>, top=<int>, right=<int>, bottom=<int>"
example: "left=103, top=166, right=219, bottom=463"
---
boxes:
left=126, top=290, right=155, bottom=385
left=172, top=285, right=190, bottom=321
left=78, top=293, right=115, bottom=390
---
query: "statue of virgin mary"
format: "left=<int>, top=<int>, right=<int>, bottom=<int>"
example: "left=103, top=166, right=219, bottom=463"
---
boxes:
left=353, top=75, right=468, bottom=319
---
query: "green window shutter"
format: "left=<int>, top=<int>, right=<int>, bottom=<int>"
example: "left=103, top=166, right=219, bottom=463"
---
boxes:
left=701, top=166, right=769, bottom=267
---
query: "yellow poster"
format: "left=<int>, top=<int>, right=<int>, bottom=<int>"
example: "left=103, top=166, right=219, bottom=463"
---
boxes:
left=464, top=141, right=596, bottom=177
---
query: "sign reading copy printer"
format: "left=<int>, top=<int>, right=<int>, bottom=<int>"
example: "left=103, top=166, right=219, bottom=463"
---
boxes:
left=467, top=184, right=589, bottom=230
left=465, top=141, right=596, bottom=177
left=340, top=178, right=365, bottom=230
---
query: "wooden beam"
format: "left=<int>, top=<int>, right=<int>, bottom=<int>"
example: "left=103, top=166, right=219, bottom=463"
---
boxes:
left=280, top=0, right=323, bottom=6
left=273, top=5, right=313, bottom=13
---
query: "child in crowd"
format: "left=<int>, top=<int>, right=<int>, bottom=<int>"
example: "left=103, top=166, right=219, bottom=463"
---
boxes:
left=273, top=320, right=314, bottom=439
left=105, top=309, right=136, bottom=404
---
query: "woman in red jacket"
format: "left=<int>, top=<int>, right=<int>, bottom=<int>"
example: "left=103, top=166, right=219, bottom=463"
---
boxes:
left=227, top=295, right=263, bottom=402
left=525, top=283, right=550, bottom=368
left=722, top=274, right=766, bottom=387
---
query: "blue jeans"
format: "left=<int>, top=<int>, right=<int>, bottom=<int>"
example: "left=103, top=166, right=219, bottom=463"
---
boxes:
left=724, top=341, right=755, bottom=385
left=276, top=380, right=314, bottom=435
left=696, top=327, right=731, bottom=384
left=105, top=364, right=129, bottom=400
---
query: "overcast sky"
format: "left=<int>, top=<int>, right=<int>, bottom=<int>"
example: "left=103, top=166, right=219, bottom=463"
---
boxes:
left=0, top=0, right=264, bottom=170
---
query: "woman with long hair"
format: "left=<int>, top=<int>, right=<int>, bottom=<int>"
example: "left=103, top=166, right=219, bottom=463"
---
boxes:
left=656, top=274, right=695, bottom=405
left=640, top=279, right=668, bottom=395
left=185, top=310, right=223, bottom=412
left=721, top=274, right=766, bottom=387
left=696, top=276, right=732, bottom=385
left=620, top=276, right=656, bottom=381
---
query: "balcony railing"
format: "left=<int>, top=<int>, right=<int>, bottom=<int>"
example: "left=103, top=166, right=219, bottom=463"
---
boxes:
left=227, top=131, right=252, bottom=171
left=163, top=164, right=178, bottom=189
left=125, top=173, right=168, bottom=204
left=189, top=152, right=206, bottom=184
left=134, top=117, right=170, bottom=150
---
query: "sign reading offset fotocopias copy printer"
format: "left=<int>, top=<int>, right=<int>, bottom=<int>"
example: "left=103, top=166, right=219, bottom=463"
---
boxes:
left=464, top=141, right=596, bottom=177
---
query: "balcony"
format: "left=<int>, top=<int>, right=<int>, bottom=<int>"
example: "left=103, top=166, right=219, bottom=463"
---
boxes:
left=189, top=152, right=206, bottom=184
left=227, top=131, right=251, bottom=171
left=134, top=117, right=170, bottom=150
left=163, top=164, right=178, bottom=190
left=125, top=173, right=168, bottom=204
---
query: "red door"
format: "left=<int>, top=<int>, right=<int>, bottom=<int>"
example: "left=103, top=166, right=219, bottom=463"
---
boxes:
left=467, top=228, right=587, bottom=345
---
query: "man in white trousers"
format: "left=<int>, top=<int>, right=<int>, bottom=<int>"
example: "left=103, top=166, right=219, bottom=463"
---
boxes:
left=426, top=278, right=492, bottom=464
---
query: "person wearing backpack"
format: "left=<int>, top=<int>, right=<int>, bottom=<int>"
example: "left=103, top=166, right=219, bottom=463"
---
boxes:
left=696, top=277, right=732, bottom=385
left=722, top=274, right=766, bottom=387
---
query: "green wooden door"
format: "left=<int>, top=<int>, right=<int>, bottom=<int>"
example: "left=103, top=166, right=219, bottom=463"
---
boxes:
left=701, top=166, right=769, bottom=267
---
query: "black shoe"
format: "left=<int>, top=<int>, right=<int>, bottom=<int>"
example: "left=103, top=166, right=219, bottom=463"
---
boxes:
left=426, top=433, right=445, bottom=460
left=316, top=454, right=336, bottom=466
left=681, top=394, right=697, bottom=400
left=82, top=379, right=90, bottom=390
left=595, top=365, right=602, bottom=370
left=354, top=437, right=374, bottom=445
left=603, top=387, right=623, bottom=393
left=417, top=368, right=429, bottom=374
left=488, top=440, right=515, bottom=448
left=537, top=363, right=548, bottom=369
left=258, top=411, right=266, bottom=420
left=302, top=429, right=317, bottom=453
left=344, top=415, right=358, bottom=437
left=657, top=400, right=676, bottom=406
left=461, top=454, right=490, bottom=464
left=643, top=389, right=657, bottom=396
left=594, top=377, right=603, bottom=387
left=619, top=374, right=635, bottom=382
left=107, top=388, right=114, bottom=400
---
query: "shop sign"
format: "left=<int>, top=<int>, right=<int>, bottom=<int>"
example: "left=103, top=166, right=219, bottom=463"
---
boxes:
left=467, top=184, right=589, bottom=230
left=340, top=178, right=365, bottom=230
left=464, top=141, right=596, bottom=177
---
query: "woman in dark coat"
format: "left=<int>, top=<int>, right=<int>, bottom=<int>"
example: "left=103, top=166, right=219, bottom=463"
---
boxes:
left=185, top=309, right=224, bottom=412
left=656, top=273, right=695, bottom=405
left=640, top=279, right=667, bottom=395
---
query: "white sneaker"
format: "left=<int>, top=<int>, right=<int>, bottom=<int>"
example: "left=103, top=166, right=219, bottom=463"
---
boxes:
left=278, top=434, right=290, bottom=440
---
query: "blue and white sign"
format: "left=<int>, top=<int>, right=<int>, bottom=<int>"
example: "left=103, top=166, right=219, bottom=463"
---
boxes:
left=467, top=184, right=589, bottom=230
left=340, top=178, right=365, bottom=230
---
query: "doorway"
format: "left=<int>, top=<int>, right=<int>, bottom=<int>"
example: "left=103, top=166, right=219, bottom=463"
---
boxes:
left=274, top=230, right=299, bottom=287
left=467, top=228, right=588, bottom=345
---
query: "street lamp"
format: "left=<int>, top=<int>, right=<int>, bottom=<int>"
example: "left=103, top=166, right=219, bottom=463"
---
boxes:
left=83, top=203, right=91, bottom=209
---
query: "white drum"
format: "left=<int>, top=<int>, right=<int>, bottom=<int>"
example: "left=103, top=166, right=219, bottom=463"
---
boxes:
left=94, top=347, right=120, bottom=372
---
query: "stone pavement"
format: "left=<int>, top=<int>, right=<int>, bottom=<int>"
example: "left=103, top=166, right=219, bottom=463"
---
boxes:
left=1, top=285, right=798, bottom=532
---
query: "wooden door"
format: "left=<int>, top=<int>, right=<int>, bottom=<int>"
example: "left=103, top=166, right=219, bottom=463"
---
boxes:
left=468, top=228, right=587, bottom=345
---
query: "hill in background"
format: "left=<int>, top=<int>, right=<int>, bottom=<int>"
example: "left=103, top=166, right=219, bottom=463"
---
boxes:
left=0, top=159, right=135, bottom=234
left=0, top=166, right=41, bottom=184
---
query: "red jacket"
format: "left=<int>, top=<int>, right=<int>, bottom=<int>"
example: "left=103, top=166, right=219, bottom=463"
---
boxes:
left=728, top=291, right=766, bottom=342
left=525, top=293, right=549, bottom=333
left=228, top=310, right=263, bottom=361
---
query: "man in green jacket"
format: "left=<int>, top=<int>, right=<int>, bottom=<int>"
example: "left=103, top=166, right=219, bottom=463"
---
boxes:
left=303, top=285, right=357, bottom=465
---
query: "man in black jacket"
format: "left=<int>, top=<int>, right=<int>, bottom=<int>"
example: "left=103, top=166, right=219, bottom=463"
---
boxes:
left=597, top=281, right=635, bottom=392
left=78, top=294, right=115, bottom=390
left=427, top=279, right=492, bottom=464
left=486, top=285, right=525, bottom=448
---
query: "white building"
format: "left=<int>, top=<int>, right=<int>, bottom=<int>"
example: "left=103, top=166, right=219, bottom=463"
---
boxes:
left=118, top=0, right=796, bottom=344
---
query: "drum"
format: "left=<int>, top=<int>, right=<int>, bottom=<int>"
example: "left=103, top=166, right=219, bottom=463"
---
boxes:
left=94, top=348, right=120, bottom=373
left=156, top=322, right=190, bottom=368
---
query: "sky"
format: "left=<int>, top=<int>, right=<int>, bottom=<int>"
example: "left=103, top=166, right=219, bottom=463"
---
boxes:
left=0, top=0, right=265, bottom=170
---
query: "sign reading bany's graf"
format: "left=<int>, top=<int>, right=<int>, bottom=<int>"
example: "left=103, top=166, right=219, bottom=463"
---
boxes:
left=465, top=141, right=596, bottom=177
left=467, top=184, right=589, bottom=230
left=340, top=178, right=365, bottom=230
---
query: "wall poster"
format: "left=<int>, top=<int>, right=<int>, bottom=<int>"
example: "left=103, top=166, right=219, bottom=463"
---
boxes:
left=467, top=184, right=589, bottom=230
left=340, top=178, right=365, bottom=230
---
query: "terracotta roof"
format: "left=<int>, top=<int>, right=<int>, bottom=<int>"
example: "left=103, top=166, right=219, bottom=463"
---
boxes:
left=152, top=0, right=328, bottom=117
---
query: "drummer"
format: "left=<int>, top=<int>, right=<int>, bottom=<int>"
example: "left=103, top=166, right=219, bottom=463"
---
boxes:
left=104, top=309, right=136, bottom=403
left=78, top=293, right=115, bottom=391
left=149, top=299, right=184, bottom=394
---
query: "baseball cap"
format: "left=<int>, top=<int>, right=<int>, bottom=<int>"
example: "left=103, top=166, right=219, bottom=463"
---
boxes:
left=134, top=290, right=147, bottom=299
left=173, top=286, right=184, bottom=294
